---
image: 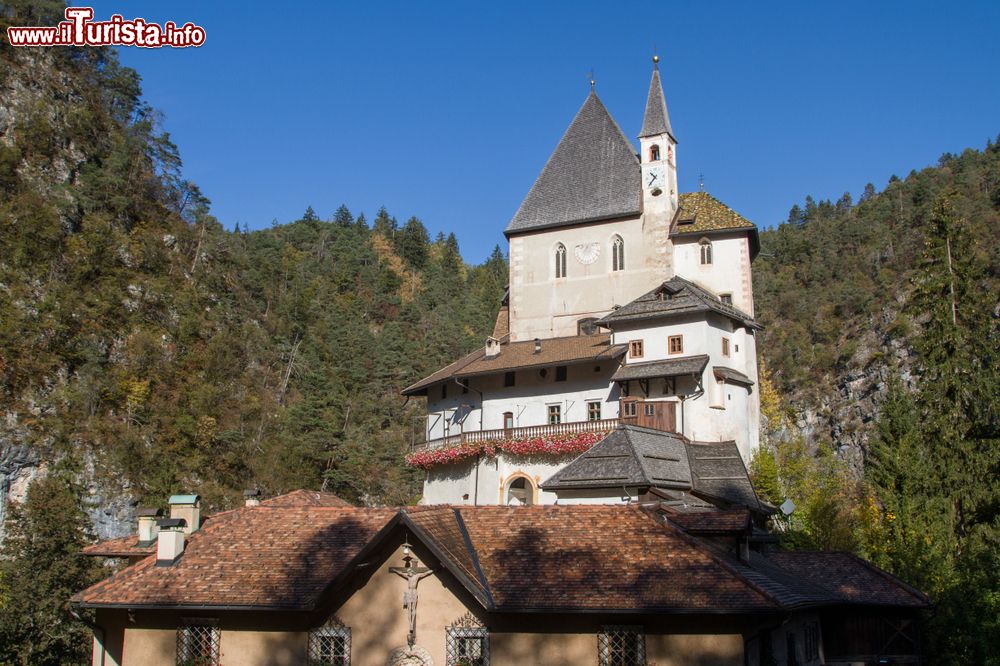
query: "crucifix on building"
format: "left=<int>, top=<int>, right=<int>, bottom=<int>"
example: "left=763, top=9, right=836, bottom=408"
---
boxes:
left=389, top=538, right=433, bottom=647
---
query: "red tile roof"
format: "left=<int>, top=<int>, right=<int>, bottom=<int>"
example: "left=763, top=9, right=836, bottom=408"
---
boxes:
left=663, top=508, right=752, bottom=535
left=453, top=505, right=776, bottom=612
left=82, top=535, right=155, bottom=558
left=765, top=552, right=931, bottom=608
left=261, top=489, right=353, bottom=507
left=74, top=506, right=395, bottom=609
left=73, top=501, right=929, bottom=615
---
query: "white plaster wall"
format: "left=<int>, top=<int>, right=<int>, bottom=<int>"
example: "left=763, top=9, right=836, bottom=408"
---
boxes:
left=672, top=232, right=754, bottom=316
left=424, top=364, right=622, bottom=441
left=507, top=214, right=672, bottom=342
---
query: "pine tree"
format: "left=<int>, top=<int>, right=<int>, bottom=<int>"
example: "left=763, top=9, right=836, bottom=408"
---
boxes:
left=0, top=468, right=100, bottom=665
left=866, top=192, right=1000, bottom=661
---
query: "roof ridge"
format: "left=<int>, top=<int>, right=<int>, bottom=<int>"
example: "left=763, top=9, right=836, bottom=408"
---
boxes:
left=631, top=505, right=782, bottom=608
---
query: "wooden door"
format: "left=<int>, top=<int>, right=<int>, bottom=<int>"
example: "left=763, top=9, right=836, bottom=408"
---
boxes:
left=635, top=400, right=676, bottom=433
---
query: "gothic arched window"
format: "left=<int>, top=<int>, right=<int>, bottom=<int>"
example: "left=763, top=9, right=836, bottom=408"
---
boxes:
left=554, top=243, right=567, bottom=278
left=611, top=235, right=625, bottom=272
left=649, top=145, right=660, bottom=162
left=699, top=238, right=713, bottom=265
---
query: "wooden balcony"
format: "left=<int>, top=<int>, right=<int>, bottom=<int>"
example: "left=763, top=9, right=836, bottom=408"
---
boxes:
left=412, top=417, right=635, bottom=451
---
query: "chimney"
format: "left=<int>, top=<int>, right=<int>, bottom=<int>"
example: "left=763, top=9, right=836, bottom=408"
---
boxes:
left=484, top=336, right=501, bottom=359
left=136, top=507, right=163, bottom=546
left=243, top=488, right=262, bottom=507
left=155, top=518, right=186, bottom=565
left=168, top=494, right=201, bottom=534
left=533, top=338, right=541, bottom=354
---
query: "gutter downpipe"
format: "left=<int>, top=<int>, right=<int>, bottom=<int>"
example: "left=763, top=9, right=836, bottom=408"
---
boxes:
left=455, top=378, right=484, bottom=506
left=71, top=607, right=105, bottom=666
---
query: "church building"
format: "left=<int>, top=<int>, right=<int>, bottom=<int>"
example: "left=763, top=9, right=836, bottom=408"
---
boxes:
left=404, top=59, right=762, bottom=507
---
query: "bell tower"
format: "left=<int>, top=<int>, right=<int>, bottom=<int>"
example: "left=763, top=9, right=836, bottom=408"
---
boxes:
left=639, top=56, right=678, bottom=228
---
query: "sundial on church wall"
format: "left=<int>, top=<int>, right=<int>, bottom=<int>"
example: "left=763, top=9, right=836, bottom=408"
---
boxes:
left=574, top=242, right=600, bottom=265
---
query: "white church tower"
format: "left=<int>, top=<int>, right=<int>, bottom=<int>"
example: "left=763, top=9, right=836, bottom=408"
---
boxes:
left=403, top=59, right=762, bottom=507
left=638, top=55, right=679, bottom=230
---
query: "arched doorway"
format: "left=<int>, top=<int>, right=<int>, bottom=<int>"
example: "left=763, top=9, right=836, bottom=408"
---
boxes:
left=505, top=476, right=535, bottom=505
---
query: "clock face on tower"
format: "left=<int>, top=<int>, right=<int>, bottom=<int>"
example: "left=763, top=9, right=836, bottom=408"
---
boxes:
left=644, top=165, right=664, bottom=191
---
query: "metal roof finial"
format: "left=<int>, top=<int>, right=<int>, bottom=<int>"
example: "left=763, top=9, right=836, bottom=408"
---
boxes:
left=588, top=68, right=595, bottom=92
left=652, top=52, right=660, bottom=70
left=699, top=173, right=705, bottom=192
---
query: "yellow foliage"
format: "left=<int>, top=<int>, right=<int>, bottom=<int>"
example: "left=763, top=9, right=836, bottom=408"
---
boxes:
left=758, top=360, right=786, bottom=428
left=370, top=233, right=422, bottom=302
left=122, top=377, right=150, bottom=411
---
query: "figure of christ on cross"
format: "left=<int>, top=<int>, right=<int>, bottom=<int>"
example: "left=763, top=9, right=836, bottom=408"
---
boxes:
left=389, top=545, right=434, bottom=647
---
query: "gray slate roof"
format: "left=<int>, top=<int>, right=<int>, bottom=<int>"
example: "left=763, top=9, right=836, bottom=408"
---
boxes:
left=505, top=92, right=641, bottom=235
left=713, top=366, right=754, bottom=387
left=612, top=355, right=709, bottom=382
left=541, top=425, right=691, bottom=491
left=686, top=441, right=760, bottom=509
left=596, top=276, right=761, bottom=329
left=541, top=425, right=761, bottom=511
left=639, top=68, right=675, bottom=140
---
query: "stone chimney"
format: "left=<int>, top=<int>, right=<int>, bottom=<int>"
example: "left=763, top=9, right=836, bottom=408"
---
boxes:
left=168, top=494, right=200, bottom=534
left=243, top=488, right=262, bottom=507
left=485, top=336, right=501, bottom=359
left=155, top=518, right=186, bottom=565
left=136, top=507, right=163, bottom=546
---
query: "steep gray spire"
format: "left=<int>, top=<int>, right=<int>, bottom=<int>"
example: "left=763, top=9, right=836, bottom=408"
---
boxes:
left=640, top=63, right=675, bottom=140
left=505, top=91, right=641, bottom=235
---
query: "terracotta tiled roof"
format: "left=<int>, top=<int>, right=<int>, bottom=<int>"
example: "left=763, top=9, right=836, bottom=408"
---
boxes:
left=403, top=334, right=626, bottom=396
left=73, top=506, right=395, bottom=609
left=260, top=489, right=353, bottom=507
left=82, top=535, right=155, bottom=558
left=456, top=505, right=777, bottom=612
left=404, top=507, right=491, bottom=606
left=764, top=552, right=931, bottom=608
left=74, top=502, right=929, bottom=615
left=663, top=508, right=752, bottom=535
left=674, top=191, right=755, bottom=235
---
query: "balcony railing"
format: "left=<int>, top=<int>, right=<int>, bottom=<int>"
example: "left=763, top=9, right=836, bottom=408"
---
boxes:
left=411, top=417, right=635, bottom=451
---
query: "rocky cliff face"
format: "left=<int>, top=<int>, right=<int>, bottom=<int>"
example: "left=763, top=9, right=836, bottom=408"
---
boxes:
left=788, top=307, right=919, bottom=473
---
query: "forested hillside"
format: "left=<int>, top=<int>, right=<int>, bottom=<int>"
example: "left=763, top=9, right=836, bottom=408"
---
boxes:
left=0, top=28, right=504, bottom=528
left=751, top=145, right=1000, bottom=661
left=754, top=145, right=1000, bottom=459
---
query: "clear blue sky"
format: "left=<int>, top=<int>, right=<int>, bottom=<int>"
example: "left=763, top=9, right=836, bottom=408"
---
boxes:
left=87, top=0, right=1000, bottom=263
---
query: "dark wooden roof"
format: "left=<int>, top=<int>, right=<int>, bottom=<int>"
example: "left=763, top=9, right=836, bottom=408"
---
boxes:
left=540, top=425, right=691, bottom=491
left=612, top=355, right=710, bottom=381
left=596, top=276, right=760, bottom=329
left=403, top=333, right=626, bottom=396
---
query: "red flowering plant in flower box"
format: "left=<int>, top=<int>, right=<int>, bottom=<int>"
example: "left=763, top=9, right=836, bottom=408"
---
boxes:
left=405, top=430, right=609, bottom=469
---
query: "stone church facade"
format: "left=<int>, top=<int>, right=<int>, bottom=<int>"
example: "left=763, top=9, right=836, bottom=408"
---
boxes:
left=405, top=61, right=761, bottom=506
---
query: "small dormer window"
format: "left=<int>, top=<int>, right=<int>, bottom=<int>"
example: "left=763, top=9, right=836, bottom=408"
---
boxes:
left=649, top=145, right=660, bottom=161
left=720, top=293, right=733, bottom=305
